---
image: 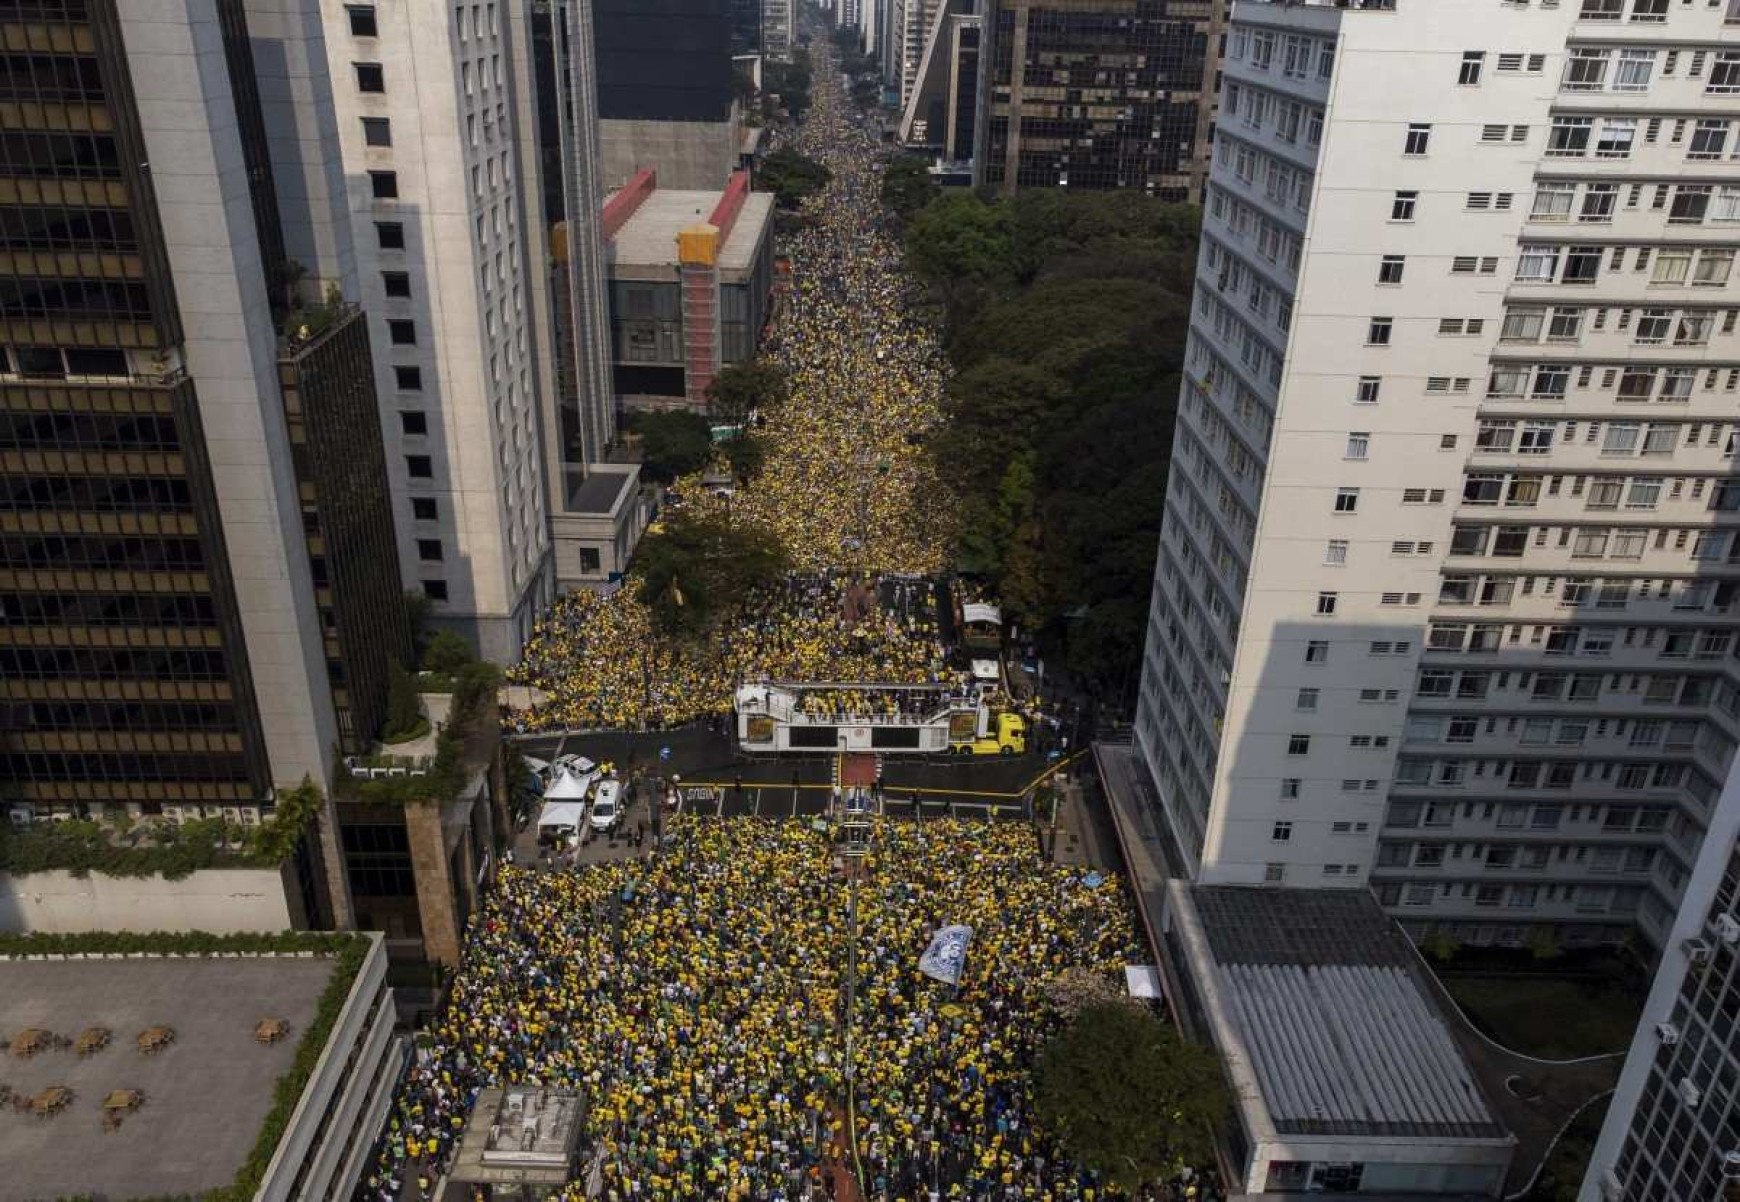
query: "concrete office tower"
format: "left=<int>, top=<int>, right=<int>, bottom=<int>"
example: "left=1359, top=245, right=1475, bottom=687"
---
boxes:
left=0, top=0, right=413, bottom=924
left=536, top=0, right=647, bottom=589
left=972, top=0, right=1216, bottom=200
left=896, top=0, right=940, bottom=109
left=763, top=0, right=793, bottom=59
left=594, top=0, right=741, bottom=191
left=1580, top=760, right=1740, bottom=1201
left=1134, top=0, right=1740, bottom=953
left=319, top=0, right=556, bottom=662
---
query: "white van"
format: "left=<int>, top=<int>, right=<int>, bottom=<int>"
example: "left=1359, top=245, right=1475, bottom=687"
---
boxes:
left=588, top=780, right=623, bottom=833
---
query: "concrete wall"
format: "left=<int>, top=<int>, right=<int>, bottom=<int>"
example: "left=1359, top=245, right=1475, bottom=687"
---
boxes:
left=0, top=868, right=295, bottom=934
left=601, top=116, right=738, bottom=191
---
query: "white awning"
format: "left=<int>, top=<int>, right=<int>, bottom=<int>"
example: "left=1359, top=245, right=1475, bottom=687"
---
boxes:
left=1125, top=964, right=1163, bottom=1000
left=543, top=771, right=590, bottom=801
left=962, top=602, right=1001, bottom=627
left=970, top=659, right=1000, bottom=681
left=537, top=801, right=585, bottom=830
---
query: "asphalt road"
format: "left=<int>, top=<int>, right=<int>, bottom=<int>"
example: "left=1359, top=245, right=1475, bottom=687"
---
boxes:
left=509, top=726, right=1075, bottom=810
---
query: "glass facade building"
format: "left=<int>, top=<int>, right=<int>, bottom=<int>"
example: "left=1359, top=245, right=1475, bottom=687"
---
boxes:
left=973, top=0, right=1213, bottom=200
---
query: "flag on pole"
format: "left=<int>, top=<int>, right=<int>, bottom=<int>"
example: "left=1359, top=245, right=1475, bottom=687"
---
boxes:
left=918, top=924, right=974, bottom=986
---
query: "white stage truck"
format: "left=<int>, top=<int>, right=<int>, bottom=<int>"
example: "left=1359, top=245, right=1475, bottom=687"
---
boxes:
left=733, top=682, right=1028, bottom=756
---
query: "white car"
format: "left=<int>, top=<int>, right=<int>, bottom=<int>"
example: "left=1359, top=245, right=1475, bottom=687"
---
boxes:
left=588, top=780, right=623, bottom=833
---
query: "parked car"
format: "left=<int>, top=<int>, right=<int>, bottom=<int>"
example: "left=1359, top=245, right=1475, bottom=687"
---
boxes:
left=588, top=780, right=623, bottom=833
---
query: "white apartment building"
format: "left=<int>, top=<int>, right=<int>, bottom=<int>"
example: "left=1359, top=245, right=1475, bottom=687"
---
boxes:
left=320, top=0, right=555, bottom=661
left=1137, top=0, right=1740, bottom=952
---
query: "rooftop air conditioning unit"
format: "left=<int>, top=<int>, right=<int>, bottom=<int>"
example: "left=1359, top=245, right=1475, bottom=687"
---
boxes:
left=1679, top=1078, right=1703, bottom=1109
left=1686, top=937, right=1714, bottom=966
left=1717, top=914, right=1740, bottom=945
left=1657, top=1022, right=1681, bottom=1045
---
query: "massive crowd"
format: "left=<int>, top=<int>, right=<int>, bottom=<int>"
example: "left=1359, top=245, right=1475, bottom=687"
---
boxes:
left=361, top=816, right=1149, bottom=1202
left=506, top=573, right=953, bottom=731
left=505, top=40, right=958, bottom=734
left=679, top=49, right=953, bottom=575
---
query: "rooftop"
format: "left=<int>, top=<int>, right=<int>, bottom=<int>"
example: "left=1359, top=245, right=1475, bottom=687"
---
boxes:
left=567, top=463, right=640, bottom=514
left=0, top=955, right=335, bottom=1198
left=608, top=187, right=773, bottom=272
left=1180, top=885, right=1507, bottom=1142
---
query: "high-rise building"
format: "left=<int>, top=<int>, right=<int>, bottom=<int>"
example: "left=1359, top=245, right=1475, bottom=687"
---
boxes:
left=763, top=0, right=793, bottom=59
left=593, top=0, right=742, bottom=190
left=320, top=0, right=556, bottom=662
left=732, top=0, right=764, bottom=54
left=1134, top=0, right=1740, bottom=953
left=1581, top=782, right=1740, bottom=1201
left=0, top=0, right=412, bottom=924
left=972, top=0, right=1215, bottom=200
left=536, top=0, right=648, bottom=590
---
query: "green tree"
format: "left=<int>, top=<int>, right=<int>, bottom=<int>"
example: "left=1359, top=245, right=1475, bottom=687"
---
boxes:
left=421, top=629, right=476, bottom=675
left=635, top=511, right=790, bottom=638
left=758, top=145, right=831, bottom=209
left=762, top=54, right=813, bottom=118
left=720, top=435, right=767, bottom=485
left=880, top=155, right=937, bottom=222
left=633, top=410, right=716, bottom=483
left=381, top=664, right=426, bottom=743
left=1035, top=1002, right=1228, bottom=1193
left=706, top=359, right=789, bottom=428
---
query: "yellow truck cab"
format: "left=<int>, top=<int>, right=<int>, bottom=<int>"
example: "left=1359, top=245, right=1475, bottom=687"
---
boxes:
left=953, top=711, right=1027, bottom=756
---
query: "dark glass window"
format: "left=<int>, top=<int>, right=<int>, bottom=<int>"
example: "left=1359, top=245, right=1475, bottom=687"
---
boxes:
left=400, top=410, right=427, bottom=436
left=422, top=578, right=448, bottom=601
left=411, top=497, right=438, bottom=521
left=417, top=538, right=443, bottom=561
left=375, top=221, right=405, bottom=249
left=394, top=364, right=422, bottom=390
left=382, top=270, right=410, bottom=298
left=361, top=116, right=392, bottom=147
left=347, top=5, right=379, bottom=36
left=406, top=454, right=433, bottom=478
left=369, top=170, right=398, bottom=199
left=354, top=62, right=385, bottom=92
left=387, top=319, right=414, bottom=345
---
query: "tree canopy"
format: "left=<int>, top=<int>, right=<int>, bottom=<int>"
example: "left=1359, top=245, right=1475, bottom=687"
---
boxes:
left=706, top=358, right=790, bottom=428
left=880, top=155, right=937, bottom=223
left=635, top=510, right=791, bottom=638
left=906, top=187, right=1198, bottom=701
left=1034, top=1002, right=1228, bottom=1193
left=633, top=410, right=716, bottom=484
left=758, top=145, right=831, bottom=209
left=762, top=52, right=813, bottom=119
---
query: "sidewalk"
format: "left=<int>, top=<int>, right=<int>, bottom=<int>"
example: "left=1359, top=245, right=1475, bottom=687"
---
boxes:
left=1090, top=741, right=1183, bottom=967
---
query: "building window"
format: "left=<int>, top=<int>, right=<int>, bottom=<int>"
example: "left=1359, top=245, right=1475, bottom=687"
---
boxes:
left=346, top=4, right=378, bottom=36
left=1367, top=318, right=1393, bottom=345
left=412, top=497, right=438, bottom=521
left=422, top=578, right=448, bottom=601
left=369, top=170, right=398, bottom=199
left=1335, top=488, right=1360, bottom=513
left=1316, top=592, right=1339, bottom=615
left=1404, top=123, right=1431, bottom=155
left=1325, top=539, right=1348, bottom=565
left=1378, top=255, right=1405, bottom=284
left=1356, top=376, right=1381, bottom=403
left=1287, top=735, right=1311, bottom=756
left=1459, top=51, right=1485, bottom=86
left=1272, top=821, right=1295, bottom=841
left=1390, top=191, right=1418, bottom=221
left=394, top=365, right=422, bottom=391
left=400, top=410, right=427, bottom=436
left=382, top=271, right=411, bottom=298
left=376, top=221, right=405, bottom=249
left=388, top=319, right=415, bottom=345
left=417, top=538, right=444, bottom=561
left=1280, top=778, right=1301, bottom=800
left=580, top=547, right=602, bottom=573
left=1264, top=863, right=1286, bottom=883
left=406, top=454, right=433, bottom=478
left=361, top=116, right=392, bottom=147
left=1305, top=640, right=1329, bottom=664
left=354, top=62, right=385, bottom=93
left=1297, top=688, right=1320, bottom=710
left=1345, top=433, right=1370, bottom=459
